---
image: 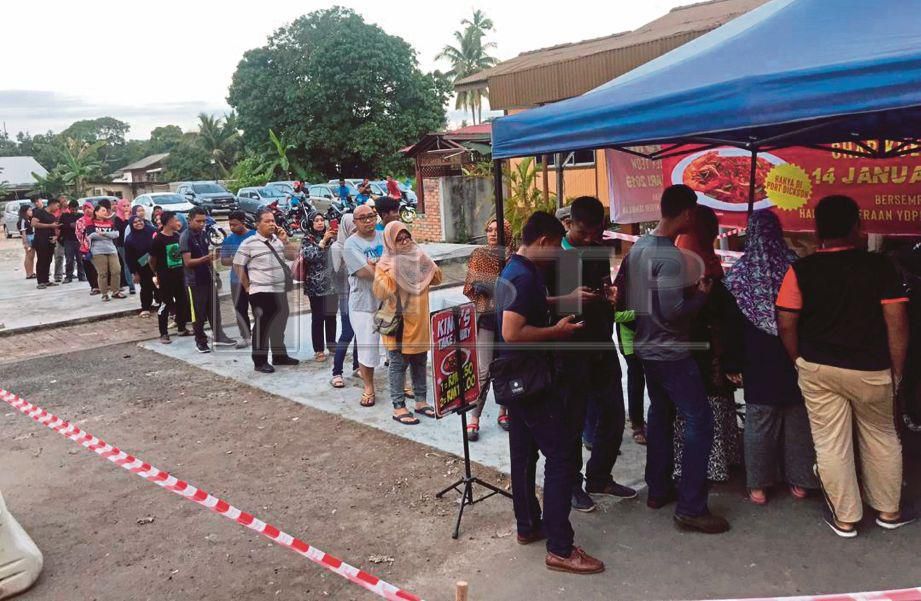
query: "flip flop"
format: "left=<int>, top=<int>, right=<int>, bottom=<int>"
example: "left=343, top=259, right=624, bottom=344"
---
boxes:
left=393, top=413, right=419, bottom=425
left=497, top=414, right=510, bottom=431
left=466, top=422, right=480, bottom=441
left=360, top=392, right=376, bottom=407
left=414, top=405, right=436, bottom=418
left=330, top=376, right=345, bottom=388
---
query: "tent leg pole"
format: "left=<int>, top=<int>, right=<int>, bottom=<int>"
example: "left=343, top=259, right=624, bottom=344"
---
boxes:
left=494, top=159, right=506, bottom=252
left=542, top=155, right=550, bottom=205
left=555, top=153, right=564, bottom=208
left=747, top=149, right=758, bottom=216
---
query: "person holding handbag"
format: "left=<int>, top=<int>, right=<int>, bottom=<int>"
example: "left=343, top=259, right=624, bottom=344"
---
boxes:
left=300, top=212, right=338, bottom=362
left=373, top=222, right=442, bottom=425
left=233, top=207, right=301, bottom=373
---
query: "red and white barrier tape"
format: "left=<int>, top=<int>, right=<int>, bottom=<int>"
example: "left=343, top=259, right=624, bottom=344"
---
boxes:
left=713, top=587, right=921, bottom=601
left=0, top=388, right=421, bottom=601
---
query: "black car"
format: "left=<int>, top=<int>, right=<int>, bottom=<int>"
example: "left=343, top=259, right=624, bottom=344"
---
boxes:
left=175, top=182, right=237, bottom=213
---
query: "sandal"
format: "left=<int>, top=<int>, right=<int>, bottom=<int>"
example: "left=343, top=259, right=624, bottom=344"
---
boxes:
left=403, top=387, right=415, bottom=399
left=360, top=392, right=376, bottom=407
left=139, top=310, right=151, bottom=318
left=497, top=414, right=510, bottom=431
left=392, top=412, right=419, bottom=425
left=314, top=352, right=327, bottom=362
left=330, top=375, right=345, bottom=388
left=112, top=291, right=127, bottom=299
left=789, top=485, right=808, bottom=499
left=466, top=422, right=480, bottom=442
left=632, top=427, right=648, bottom=446
left=748, top=489, right=768, bottom=505
left=414, top=405, right=436, bottom=418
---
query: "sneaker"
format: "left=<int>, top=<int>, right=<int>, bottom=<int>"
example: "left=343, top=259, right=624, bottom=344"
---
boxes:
left=822, top=503, right=857, bottom=538
left=235, top=339, right=251, bottom=349
left=586, top=481, right=638, bottom=499
left=159, top=335, right=172, bottom=345
left=273, top=356, right=300, bottom=366
left=213, top=336, right=237, bottom=347
left=674, top=512, right=730, bottom=534
left=255, top=364, right=275, bottom=374
left=196, top=342, right=211, bottom=353
left=46, top=281, right=59, bottom=287
left=101, top=294, right=111, bottom=302
left=63, top=278, right=74, bottom=284
left=36, top=283, right=47, bottom=290
left=876, top=508, right=917, bottom=530
left=545, top=546, right=605, bottom=575
left=571, top=489, right=596, bottom=513
left=177, top=329, right=193, bottom=337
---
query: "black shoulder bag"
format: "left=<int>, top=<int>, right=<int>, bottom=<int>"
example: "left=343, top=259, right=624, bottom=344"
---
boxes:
left=490, top=350, right=554, bottom=406
left=262, top=239, right=294, bottom=292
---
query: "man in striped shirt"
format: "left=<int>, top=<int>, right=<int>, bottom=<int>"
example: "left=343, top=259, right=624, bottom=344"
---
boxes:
left=233, top=208, right=301, bottom=373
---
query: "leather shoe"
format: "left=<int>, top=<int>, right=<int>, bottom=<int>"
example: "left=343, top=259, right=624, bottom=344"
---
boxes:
left=545, top=546, right=605, bottom=575
left=674, top=512, right=730, bottom=534
left=273, top=356, right=300, bottom=366
left=647, top=490, right=678, bottom=509
left=517, top=529, right=546, bottom=545
left=255, top=364, right=276, bottom=374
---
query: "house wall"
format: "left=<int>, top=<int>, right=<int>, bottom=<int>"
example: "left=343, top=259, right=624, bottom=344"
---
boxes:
left=412, top=178, right=444, bottom=242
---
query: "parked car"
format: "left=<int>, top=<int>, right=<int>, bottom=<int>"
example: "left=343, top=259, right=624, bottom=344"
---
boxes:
left=266, top=181, right=308, bottom=195
left=132, top=192, right=196, bottom=216
left=175, top=181, right=237, bottom=213
left=324, top=180, right=361, bottom=199
left=236, top=186, right=291, bottom=217
left=3, top=199, right=33, bottom=238
left=77, top=195, right=121, bottom=209
left=371, top=180, right=418, bottom=204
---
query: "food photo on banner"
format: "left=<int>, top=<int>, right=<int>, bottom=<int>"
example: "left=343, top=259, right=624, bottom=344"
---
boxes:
left=430, top=303, right=480, bottom=418
left=607, top=142, right=921, bottom=235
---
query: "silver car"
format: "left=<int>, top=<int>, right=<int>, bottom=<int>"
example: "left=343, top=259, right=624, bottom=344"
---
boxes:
left=3, top=200, right=33, bottom=238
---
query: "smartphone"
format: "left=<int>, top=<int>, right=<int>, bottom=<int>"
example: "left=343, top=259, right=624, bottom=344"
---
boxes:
left=329, top=218, right=339, bottom=230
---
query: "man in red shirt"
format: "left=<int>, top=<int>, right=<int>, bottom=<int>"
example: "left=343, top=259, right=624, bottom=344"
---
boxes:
left=385, top=175, right=402, bottom=200
left=776, top=195, right=912, bottom=538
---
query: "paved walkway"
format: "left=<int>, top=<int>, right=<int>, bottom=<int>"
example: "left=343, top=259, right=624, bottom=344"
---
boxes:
left=139, top=285, right=650, bottom=487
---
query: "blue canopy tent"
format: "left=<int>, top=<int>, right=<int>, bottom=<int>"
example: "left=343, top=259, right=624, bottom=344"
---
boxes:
left=489, top=0, right=921, bottom=230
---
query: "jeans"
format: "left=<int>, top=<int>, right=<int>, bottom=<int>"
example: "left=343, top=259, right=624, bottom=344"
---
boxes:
left=34, top=239, right=54, bottom=284
left=332, top=296, right=359, bottom=376
left=308, top=294, right=337, bottom=354
left=231, top=282, right=251, bottom=340
left=559, top=350, right=626, bottom=491
left=157, top=272, right=189, bottom=336
left=250, top=291, right=291, bottom=367
left=53, top=240, right=65, bottom=280
left=508, top=392, right=577, bottom=557
left=117, top=246, right=135, bottom=292
left=642, top=357, right=714, bottom=517
left=386, top=350, right=427, bottom=409
left=63, top=240, right=84, bottom=281
left=189, top=281, right=226, bottom=346
left=625, top=354, right=647, bottom=427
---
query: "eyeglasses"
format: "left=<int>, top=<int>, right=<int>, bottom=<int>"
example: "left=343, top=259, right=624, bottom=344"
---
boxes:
left=355, top=215, right=376, bottom=222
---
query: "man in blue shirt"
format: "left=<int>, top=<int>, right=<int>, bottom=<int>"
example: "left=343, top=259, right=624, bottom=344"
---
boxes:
left=495, top=211, right=604, bottom=575
left=221, top=211, right=256, bottom=349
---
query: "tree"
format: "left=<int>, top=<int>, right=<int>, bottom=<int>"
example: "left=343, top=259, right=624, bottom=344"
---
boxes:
left=197, top=113, right=239, bottom=176
left=227, top=154, right=269, bottom=194
left=261, top=129, right=305, bottom=179
left=502, top=158, right=556, bottom=237
left=228, top=7, right=450, bottom=178
left=148, top=125, right=184, bottom=154
left=437, top=10, right=498, bottom=124
left=53, top=137, right=105, bottom=196
left=163, top=133, right=213, bottom=182
left=30, top=169, right=67, bottom=198
left=61, top=117, right=130, bottom=173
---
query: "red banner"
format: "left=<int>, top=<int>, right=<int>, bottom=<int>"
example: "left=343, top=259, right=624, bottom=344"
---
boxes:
left=609, top=144, right=921, bottom=235
left=430, top=303, right=480, bottom=418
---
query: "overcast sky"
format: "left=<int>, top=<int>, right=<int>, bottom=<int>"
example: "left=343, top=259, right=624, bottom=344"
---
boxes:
left=2, top=0, right=685, bottom=140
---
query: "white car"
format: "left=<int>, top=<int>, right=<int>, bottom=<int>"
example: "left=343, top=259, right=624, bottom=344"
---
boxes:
left=3, top=200, right=33, bottom=238
left=131, top=192, right=196, bottom=217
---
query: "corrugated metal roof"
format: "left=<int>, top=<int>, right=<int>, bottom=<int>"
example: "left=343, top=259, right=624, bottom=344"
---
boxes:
left=0, top=156, right=48, bottom=188
left=456, top=0, right=767, bottom=109
left=119, top=152, right=169, bottom=172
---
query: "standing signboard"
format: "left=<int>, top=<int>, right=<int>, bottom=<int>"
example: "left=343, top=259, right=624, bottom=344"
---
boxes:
left=430, top=303, right=480, bottom=418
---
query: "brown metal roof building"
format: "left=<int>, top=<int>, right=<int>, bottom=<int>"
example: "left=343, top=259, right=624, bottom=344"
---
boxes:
left=457, top=0, right=767, bottom=111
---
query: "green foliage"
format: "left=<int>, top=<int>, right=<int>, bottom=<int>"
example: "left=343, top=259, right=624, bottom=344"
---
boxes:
left=61, top=117, right=130, bottom=173
left=228, top=7, right=449, bottom=179
left=148, top=125, right=184, bottom=154
left=226, top=155, right=269, bottom=194
left=30, top=169, right=67, bottom=197
left=163, top=133, right=214, bottom=182
left=54, top=138, right=105, bottom=196
left=259, top=129, right=306, bottom=180
left=502, top=158, right=557, bottom=237
left=437, top=10, right=498, bottom=124
left=197, top=113, right=240, bottom=176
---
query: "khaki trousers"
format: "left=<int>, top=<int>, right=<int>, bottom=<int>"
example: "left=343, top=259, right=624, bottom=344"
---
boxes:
left=796, top=357, right=901, bottom=523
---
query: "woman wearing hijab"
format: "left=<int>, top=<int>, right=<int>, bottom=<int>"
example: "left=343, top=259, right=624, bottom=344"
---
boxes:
left=113, top=198, right=135, bottom=295
left=462, top=218, right=513, bottom=441
left=329, top=214, right=360, bottom=388
left=124, top=208, right=158, bottom=317
left=722, top=210, right=816, bottom=504
left=373, top=221, right=443, bottom=425
left=673, top=205, right=742, bottom=482
left=75, top=201, right=100, bottom=295
left=301, top=212, right=338, bottom=362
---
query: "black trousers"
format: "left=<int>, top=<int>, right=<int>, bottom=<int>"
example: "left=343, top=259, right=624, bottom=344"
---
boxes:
left=308, top=294, right=338, bottom=353
left=250, top=291, right=291, bottom=367
left=34, top=239, right=54, bottom=284
left=136, top=264, right=156, bottom=311
left=231, top=282, right=251, bottom=339
left=189, top=281, right=225, bottom=346
left=83, top=255, right=98, bottom=290
left=507, top=392, right=576, bottom=557
left=63, top=240, right=84, bottom=280
left=625, top=353, right=647, bottom=427
left=157, top=273, right=189, bottom=336
left=559, top=350, right=626, bottom=492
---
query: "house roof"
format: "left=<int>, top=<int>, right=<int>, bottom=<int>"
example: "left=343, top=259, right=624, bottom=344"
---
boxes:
left=119, top=152, right=169, bottom=172
left=401, top=123, right=492, bottom=157
left=0, top=156, right=48, bottom=189
left=455, top=0, right=767, bottom=109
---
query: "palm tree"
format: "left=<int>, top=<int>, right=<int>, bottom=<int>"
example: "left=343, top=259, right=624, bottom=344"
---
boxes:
left=54, top=137, right=104, bottom=196
left=436, top=11, right=499, bottom=125
left=197, top=113, right=239, bottom=176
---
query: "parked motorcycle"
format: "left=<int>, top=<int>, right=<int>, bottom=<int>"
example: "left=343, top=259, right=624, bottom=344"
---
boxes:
left=399, top=197, right=417, bottom=224
left=205, top=215, right=227, bottom=247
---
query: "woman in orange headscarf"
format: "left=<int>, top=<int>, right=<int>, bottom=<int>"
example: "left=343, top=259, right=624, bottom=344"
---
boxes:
left=462, top=218, right=514, bottom=441
left=373, top=221, right=443, bottom=425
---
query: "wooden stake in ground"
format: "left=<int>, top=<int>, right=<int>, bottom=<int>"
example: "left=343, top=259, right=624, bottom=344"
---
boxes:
left=455, top=580, right=468, bottom=601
